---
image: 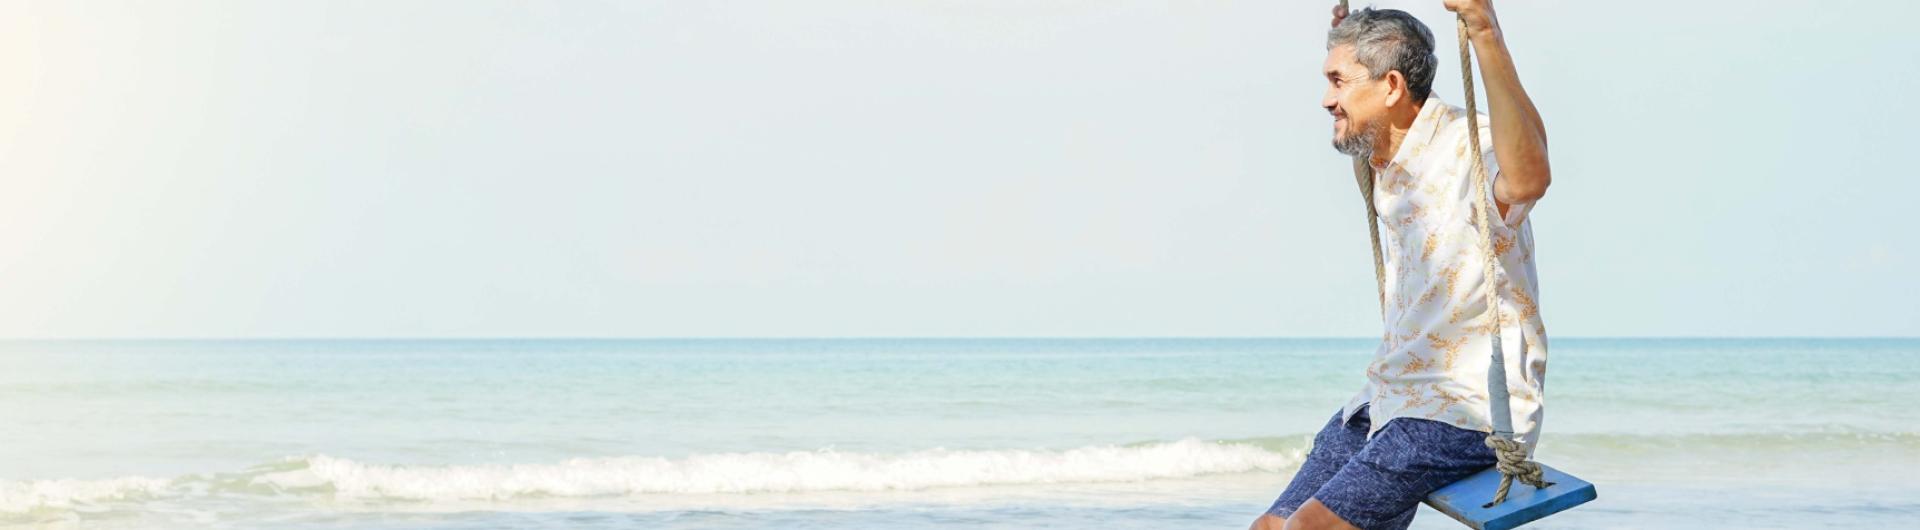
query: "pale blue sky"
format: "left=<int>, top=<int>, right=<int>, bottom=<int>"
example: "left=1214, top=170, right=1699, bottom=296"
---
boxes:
left=0, top=1, right=1913, bottom=338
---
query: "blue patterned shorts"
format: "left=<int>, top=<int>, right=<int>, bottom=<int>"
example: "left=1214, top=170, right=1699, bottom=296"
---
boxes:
left=1264, top=404, right=1498, bottom=530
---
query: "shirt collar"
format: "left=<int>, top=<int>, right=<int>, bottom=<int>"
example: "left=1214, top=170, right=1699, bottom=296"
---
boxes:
left=1374, top=95, right=1452, bottom=173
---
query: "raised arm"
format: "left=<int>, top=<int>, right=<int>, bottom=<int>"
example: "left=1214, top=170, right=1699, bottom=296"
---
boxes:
left=1445, top=0, right=1551, bottom=207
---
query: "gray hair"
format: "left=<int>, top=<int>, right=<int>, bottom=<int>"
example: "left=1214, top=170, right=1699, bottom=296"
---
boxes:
left=1327, top=8, right=1437, bottom=103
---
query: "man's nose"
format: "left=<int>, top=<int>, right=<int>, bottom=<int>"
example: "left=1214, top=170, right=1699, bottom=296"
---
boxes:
left=1322, top=89, right=1339, bottom=114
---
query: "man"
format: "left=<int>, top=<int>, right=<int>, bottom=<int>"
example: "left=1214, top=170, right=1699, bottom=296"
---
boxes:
left=1251, top=2, right=1552, bottom=530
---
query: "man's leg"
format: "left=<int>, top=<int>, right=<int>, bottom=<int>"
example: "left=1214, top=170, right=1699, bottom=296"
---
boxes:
left=1252, top=499, right=1371, bottom=530
left=1291, top=416, right=1497, bottom=530
left=1251, top=407, right=1372, bottom=529
left=1280, top=499, right=1363, bottom=530
left=1249, top=512, right=1286, bottom=530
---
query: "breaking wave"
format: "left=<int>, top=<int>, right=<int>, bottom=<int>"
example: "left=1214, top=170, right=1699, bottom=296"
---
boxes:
left=0, top=437, right=1306, bottom=514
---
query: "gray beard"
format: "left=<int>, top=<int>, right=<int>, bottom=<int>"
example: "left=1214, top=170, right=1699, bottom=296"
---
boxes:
left=1332, top=118, right=1383, bottom=159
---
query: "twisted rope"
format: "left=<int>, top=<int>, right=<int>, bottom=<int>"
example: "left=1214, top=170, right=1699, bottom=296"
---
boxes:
left=1484, top=436, right=1553, bottom=507
left=1455, top=16, right=1555, bottom=508
left=1356, top=158, right=1385, bottom=318
left=1338, top=0, right=1387, bottom=318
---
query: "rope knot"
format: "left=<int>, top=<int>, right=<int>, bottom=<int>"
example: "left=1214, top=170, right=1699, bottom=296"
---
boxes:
left=1482, top=435, right=1556, bottom=508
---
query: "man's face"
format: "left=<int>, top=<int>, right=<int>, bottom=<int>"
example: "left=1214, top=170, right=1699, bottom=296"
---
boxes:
left=1322, top=45, right=1386, bottom=158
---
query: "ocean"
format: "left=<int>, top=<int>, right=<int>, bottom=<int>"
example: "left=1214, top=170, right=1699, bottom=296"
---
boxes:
left=2, top=338, right=1915, bottom=529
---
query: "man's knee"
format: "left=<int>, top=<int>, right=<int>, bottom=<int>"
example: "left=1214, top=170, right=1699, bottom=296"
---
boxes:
left=1281, top=499, right=1360, bottom=530
left=1250, top=513, right=1286, bottom=530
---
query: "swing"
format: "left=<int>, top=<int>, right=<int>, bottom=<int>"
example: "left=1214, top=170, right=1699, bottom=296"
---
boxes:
left=1335, top=3, right=1597, bottom=529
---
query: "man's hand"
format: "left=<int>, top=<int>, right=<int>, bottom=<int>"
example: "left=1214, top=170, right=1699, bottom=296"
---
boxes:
left=1443, top=0, right=1502, bottom=41
left=1332, top=3, right=1348, bottom=28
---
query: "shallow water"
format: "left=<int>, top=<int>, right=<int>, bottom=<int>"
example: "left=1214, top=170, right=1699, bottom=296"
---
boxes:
left=3, top=338, right=1916, bottom=528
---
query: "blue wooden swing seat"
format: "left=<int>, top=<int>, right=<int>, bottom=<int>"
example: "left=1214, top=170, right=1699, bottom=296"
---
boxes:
left=1425, top=463, right=1598, bottom=530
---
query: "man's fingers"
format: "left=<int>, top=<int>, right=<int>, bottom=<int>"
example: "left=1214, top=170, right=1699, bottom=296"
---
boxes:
left=1332, top=4, right=1348, bottom=27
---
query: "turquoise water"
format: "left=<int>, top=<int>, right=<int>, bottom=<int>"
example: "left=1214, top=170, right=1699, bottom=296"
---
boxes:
left=2, top=338, right=1916, bottom=528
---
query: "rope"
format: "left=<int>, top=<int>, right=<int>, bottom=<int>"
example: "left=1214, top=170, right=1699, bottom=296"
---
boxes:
left=1454, top=16, right=1556, bottom=508
left=1338, top=0, right=1387, bottom=318
left=1356, top=158, right=1385, bottom=318
left=1484, top=436, right=1551, bottom=506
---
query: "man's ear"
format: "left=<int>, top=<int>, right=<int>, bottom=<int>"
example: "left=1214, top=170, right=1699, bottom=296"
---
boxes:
left=1382, top=70, right=1407, bottom=107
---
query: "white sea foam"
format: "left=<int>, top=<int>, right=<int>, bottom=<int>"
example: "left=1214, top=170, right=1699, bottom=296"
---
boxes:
left=256, top=437, right=1304, bottom=500
left=0, top=438, right=1303, bottom=514
left=0, top=476, right=172, bottom=513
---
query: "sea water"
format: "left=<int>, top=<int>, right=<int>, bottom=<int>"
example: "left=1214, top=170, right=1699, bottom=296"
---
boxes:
left=2, top=338, right=1916, bottom=529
